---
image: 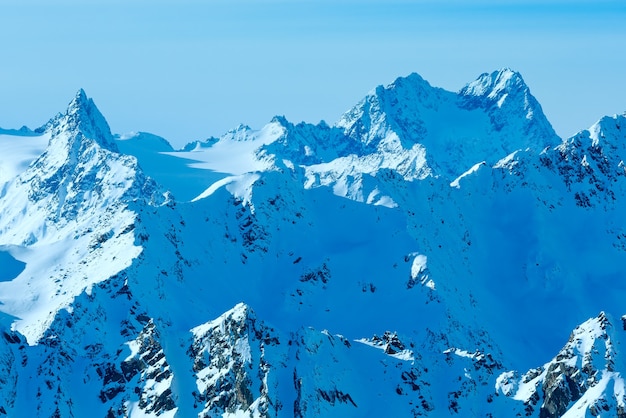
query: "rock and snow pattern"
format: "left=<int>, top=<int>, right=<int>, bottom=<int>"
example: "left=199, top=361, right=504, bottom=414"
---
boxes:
left=1, top=68, right=626, bottom=417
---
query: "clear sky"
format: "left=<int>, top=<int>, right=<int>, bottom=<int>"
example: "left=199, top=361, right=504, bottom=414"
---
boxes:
left=1, top=0, right=625, bottom=148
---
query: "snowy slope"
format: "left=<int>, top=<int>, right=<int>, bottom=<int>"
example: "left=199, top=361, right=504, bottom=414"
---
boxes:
left=0, top=129, right=49, bottom=185
left=0, top=70, right=626, bottom=417
left=0, top=90, right=167, bottom=343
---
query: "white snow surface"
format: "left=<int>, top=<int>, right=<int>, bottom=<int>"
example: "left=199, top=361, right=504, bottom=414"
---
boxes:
left=450, top=161, right=486, bottom=188
left=164, top=122, right=284, bottom=175
left=0, top=131, right=50, bottom=184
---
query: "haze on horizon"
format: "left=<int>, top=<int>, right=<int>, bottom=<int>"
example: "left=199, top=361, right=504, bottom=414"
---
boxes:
left=1, top=0, right=625, bottom=148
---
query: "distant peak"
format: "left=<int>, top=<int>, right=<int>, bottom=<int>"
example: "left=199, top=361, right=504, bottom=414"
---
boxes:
left=460, top=68, right=527, bottom=99
left=75, top=88, right=88, bottom=102
left=0, top=125, right=37, bottom=137
left=492, top=67, right=526, bottom=88
left=231, top=123, right=252, bottom=133
left=495, top=67, right=521, bottom=79
left=392, top=72, right=429, bottom=86
left=67, top=89, right=95, bottom=117
left=336, top=70, right=441, bottom=145
left=68, top=88, right=95, bottom=113
left=219, top=123, right=256, bottom=142
left=270, top=115, right=290, bottom=127
left=53, top=89, right=118, bottom=151
left=380, top=72, right=433, bottom=97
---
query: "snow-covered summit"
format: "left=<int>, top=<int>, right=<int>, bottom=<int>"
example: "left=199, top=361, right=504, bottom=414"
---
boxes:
left=113, top=69, right=565, bottom=209
left=336, top=71, right=443, bottom=151
left=0, top=126, right=39, bottom=136
left=45, top=89, right=118, bottom=152
left=330, top=68, right=560, bottom=180
left=119, top=68, right=562, bottom=207
left=0, top=90, right=167, bottom=344
left=116, top=132, right=174, bottom=153
left=460, top=68, right=557, bottom=143
left=460, top=67, right=527, bottom=103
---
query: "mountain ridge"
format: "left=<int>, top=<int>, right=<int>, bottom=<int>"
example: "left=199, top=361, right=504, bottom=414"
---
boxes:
left=1, top=69, right=626, bottom=417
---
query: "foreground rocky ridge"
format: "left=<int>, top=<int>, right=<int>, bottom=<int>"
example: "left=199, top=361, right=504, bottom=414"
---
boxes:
left=1, top=69, right=626, bottom=416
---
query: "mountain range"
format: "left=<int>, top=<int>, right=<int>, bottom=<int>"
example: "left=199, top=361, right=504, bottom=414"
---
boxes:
left=1, top=68, right=626, bottom=417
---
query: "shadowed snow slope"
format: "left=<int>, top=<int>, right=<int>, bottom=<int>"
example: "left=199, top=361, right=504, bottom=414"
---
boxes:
left=0, top=70, right=625, bottom=417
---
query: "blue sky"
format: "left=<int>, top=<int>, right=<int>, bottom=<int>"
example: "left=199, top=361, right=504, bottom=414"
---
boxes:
left=1, top=0, right=625, bottom=147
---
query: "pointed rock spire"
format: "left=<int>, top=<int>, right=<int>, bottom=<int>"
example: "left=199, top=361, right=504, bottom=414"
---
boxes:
left=46, top=89, right=118, bottom=152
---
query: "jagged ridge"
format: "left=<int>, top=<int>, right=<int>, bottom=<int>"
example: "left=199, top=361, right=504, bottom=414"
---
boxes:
left=1, top=70, right=626, bottom=417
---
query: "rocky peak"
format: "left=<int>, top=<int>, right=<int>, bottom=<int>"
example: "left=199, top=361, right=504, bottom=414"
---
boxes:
left=269, top=115, right=290, bottom=127
left=188, top=303, right=277, bottom=417
left=459, top=68, right=553, bottom=131
left=589, top=114, right=626, bottom=150
left=46, top=89, right=118, bottom=153
left=458, top=68, right=560, bottom=155
left=497, top=312, right=626, bottom=417
left=336, top=72, right=441, bottom=150
left=332, top=69, right=559, bottom=181
left=536, top=114, right=626, bottom=207
left=460, top=68, right=527, bottom=101
left=221, top=123, right=255, bottom=142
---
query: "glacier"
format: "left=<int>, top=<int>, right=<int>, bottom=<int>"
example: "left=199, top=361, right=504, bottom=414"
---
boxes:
left=0, top=68, right=626, bottom=417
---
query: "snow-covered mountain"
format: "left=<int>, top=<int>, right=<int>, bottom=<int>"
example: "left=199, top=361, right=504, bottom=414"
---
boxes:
left=1, top=68, right=626, bottom=417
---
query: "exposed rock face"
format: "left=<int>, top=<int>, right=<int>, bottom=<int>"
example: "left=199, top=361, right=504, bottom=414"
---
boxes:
left=188, top=303, right=277, bottom=417
left=497, top=312, right=626, bottom=417
left=101, top=320, right=176, bottom=416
